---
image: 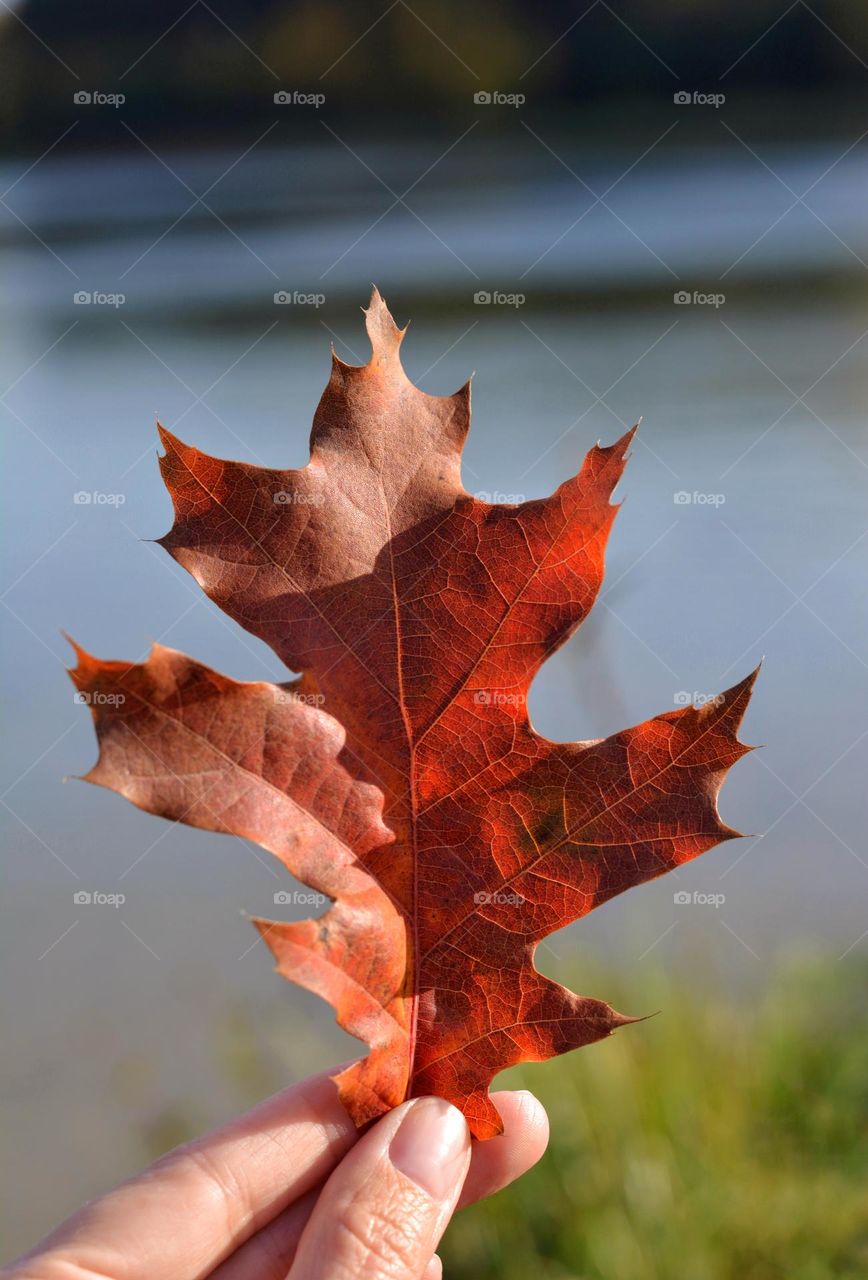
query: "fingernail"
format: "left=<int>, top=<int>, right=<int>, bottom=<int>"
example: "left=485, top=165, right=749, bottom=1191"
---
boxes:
left=389, top=1097, right=470, bottom=1199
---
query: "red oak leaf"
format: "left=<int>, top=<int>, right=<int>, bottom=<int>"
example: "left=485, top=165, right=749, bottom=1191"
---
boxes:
left=69, top=289, right=756, bottom=1139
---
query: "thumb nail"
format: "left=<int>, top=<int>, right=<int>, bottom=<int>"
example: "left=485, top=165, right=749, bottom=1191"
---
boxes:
left=389, top=1097, right=470, bottom=1200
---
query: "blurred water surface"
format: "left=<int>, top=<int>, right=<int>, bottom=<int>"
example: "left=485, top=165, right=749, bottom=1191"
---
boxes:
left=4, top=136, right=868, bottom=308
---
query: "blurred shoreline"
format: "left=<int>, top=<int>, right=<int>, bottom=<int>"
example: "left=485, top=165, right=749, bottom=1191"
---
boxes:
left=3, top=135, right=868, bottom=324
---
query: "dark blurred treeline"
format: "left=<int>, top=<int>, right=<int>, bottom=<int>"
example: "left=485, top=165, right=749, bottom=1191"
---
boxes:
left=1, top=0, right=867, bottom=151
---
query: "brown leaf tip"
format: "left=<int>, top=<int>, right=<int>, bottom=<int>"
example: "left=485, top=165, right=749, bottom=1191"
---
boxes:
left=156, top=422, right=197, bottom=466
left=614, top=1009, right=660, bottom=1029
left=718, top=664, right=761, bottom=734
left=364, top=286, right=408, bottom=364
left=156, top=421, right=178, bottom=455
left=616, top=420, right=640, bottom=456
left=63, top=632, right=99, bottom=690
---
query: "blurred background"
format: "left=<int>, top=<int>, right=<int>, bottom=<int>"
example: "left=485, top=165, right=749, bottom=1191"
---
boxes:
left=1, top=2, right=867, bottom=1275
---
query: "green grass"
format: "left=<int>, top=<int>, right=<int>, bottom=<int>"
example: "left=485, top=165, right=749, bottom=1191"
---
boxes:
left=439, top=953, right=868, bottom=1280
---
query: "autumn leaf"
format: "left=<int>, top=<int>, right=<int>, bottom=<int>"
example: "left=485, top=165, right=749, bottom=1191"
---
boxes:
left=69, top=288, right=756, bottom=1139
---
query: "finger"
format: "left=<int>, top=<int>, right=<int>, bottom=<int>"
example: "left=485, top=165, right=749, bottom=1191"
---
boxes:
left=210, top=1090, right=548, bottom=1280
left=10, top=1065, right=361, bottom=1280
left=290, top=1096, right=471, bottom=1279
left=422, top=1256, right=443, bottom=1280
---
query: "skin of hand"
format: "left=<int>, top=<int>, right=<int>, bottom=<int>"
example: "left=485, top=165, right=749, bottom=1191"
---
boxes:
left=3, top=1065, right=549, bottom=1280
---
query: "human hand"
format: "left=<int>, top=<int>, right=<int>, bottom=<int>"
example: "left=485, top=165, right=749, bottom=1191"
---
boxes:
left=5, top=1065, right=548, bottom=1279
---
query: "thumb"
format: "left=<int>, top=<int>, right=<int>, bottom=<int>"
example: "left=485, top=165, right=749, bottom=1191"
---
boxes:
left=289, top=1096, right=471, bottom=1279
